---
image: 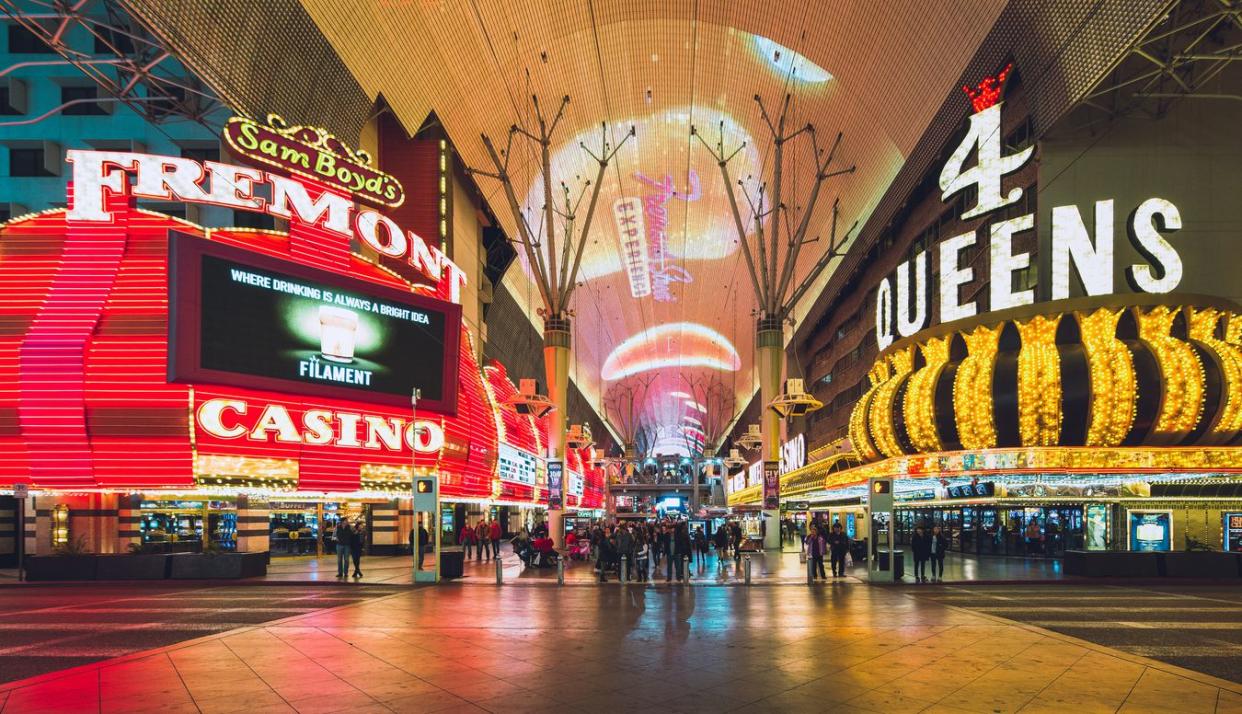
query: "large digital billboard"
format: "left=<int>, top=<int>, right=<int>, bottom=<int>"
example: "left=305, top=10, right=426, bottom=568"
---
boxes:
left=170, top=233, right=461, bottom=412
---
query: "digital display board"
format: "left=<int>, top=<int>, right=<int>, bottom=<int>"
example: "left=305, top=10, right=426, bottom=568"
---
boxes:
left=1128, top=510, right=1173, bottom=552
left=497, top=444, right=538, bottom=487
left=170, top=233, right=461, bottom=412
left=1225, top=513, right=1242, bottom=553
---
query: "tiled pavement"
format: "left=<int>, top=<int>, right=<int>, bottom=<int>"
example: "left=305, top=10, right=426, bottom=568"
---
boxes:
left=2, top=583, right=1240, bottom=713
left=910, top=583, right=1242, bottom=685
left=261, top=547, right=1064, bottom=586
left=0, top=585, right=405, bottom=685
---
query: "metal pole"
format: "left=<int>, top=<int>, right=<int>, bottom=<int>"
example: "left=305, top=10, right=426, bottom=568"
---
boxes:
left=557, top=555, right=564, bottom=585
left=495, top=552, right=503, bottom=585
left=621, top=557, right=628, bottom=584
left=16, top=496, right=24, bottom=582
left=807, top=552, right=814, bottom=585
left=743, top=553, right=752, bottom=585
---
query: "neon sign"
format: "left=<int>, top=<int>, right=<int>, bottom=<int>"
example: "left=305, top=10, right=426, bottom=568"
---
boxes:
left=65, top=150, right=467, bottom=303
left=601, top=322, right=741, bottom=380
left=195, top=397, right=446, bottom=453
left=224, top=114, right=405, bottom=208
left=873, top=67, right=1186, bottom=350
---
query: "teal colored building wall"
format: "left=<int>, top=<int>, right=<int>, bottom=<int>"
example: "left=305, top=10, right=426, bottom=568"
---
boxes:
left=0, top=15, right=233, bottom=227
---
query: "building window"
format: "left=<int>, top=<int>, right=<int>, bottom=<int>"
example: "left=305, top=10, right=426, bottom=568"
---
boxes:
left=820, top=371, right=833, bottom=385
left=93, top=27, right=135, bottom=54
left=61, top=85, right=109, bottom=115
left=0, top=84, right=22, bottom=115
left=9, top=148, right=55, bottom=177
left=180, top=146, right=219, bottom=164
left=7, top=24, right=48, bottom=54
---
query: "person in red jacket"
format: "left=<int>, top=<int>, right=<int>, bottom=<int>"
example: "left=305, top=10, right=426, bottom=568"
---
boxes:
left=459, top=523, right=475, bottom=555
left=489, top=519, right=503, bottom=560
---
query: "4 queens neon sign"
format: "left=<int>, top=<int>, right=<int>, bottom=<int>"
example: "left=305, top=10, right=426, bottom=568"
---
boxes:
left=874, top=68, right=1185, bottom=350
left=65, top=150, right=468, bottom=303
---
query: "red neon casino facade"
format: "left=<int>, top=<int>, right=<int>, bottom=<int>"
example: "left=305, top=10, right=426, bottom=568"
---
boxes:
left=0, top=139, right=605, bottom=559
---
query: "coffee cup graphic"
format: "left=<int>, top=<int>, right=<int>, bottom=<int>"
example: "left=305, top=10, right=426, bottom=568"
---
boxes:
left=318, top=305, right=359, bottom=363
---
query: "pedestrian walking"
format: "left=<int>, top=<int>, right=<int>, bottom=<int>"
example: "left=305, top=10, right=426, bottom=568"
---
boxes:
left=673, top=523, right=692, bottom=581
left=805, top=526, right=827, bottom=580
left=930, top=524, right=949, bottom=581
left=693, top=526, right=708, bottom=568
left=334, top=518, right=352, bottom=578
left=489, top=519, right=503, bottom=560
left=412, top=519, right=430, bottom=570
left=827, top=522, right=850, bottom=577
left=350, top=520, right=365, bottom=578
left=476, top=519, right=490, bottom=561
left=911, top=524, right=932, bottom=583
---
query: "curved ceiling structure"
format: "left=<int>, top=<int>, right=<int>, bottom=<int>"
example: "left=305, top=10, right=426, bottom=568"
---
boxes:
left=140, top=0, right=1009, bottom=451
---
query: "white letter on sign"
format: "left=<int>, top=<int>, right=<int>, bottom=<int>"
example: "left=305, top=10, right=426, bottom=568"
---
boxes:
left=1126, top=198, right=1183, bottom=294
left=1052, top=200, right=1114, bottom=300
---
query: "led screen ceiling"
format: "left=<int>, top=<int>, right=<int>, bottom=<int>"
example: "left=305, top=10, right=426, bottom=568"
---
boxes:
left=297, top=0, right=1006, bottom=445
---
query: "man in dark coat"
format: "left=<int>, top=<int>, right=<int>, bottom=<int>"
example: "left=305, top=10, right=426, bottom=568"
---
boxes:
left=911, top=525, right=932, bottom=583
left=826, top=522, right=850, bottom=578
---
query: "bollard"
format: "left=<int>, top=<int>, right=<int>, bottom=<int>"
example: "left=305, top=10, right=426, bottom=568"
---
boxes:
left=557, top=556, right=565, bottom=585
left=743, top=554, right=752, bottom=585
left=621, top=558, right=628, bottom=584
left=496, top=553, right=503, bottom=585
left=807, top=554, right=814, bottom=586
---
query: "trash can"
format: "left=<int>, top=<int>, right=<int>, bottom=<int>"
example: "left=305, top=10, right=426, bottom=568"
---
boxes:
left=877, top=549, right=905, bottom=581
left=440, top=546, right=465, bottom=579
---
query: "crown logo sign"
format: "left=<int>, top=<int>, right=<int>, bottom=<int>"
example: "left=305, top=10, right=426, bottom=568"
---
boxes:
left=962, top=63, right=1013, bottom=113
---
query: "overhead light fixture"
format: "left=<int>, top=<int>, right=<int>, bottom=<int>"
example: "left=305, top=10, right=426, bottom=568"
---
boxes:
left=736, top=423, right=762, bottom=451
left=723, top=448, right=746, bottom=468
left=769, top=378, right=824, bottom=419
left=501, top=378, right=556, bottom=419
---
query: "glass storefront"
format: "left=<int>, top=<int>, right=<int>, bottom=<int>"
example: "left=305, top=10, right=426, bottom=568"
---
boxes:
left=897, top=504, right=1085, bottom=557
left=139, top=500, right=236, bottom=552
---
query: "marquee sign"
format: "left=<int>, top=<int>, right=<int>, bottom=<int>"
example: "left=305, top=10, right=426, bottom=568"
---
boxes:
left=224, top=114, right=405, bottom=208
left=65, top=149, right=467, bottom=303
left=873, top=65, right=1187, bottom=350
left=195, top=397, right=446, bottom=453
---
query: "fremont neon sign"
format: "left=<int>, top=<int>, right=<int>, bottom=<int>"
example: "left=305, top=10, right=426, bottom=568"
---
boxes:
left=65, top=150, right=468, bottom=303
left=873, top=69, right=1185, bottom=350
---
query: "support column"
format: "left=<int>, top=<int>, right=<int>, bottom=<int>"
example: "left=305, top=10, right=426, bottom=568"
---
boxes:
left=235, top=496, right=270, bottom=554
left=117, top=493, right=142, bottom=553
left=370, top=499, right=399, bottom=555
left=398, top=499, right=415, bottom=554
left=544, top=317, right=571, bottom=548
left=0, top=496, right=15, bottom=568
left=757, top=318, right=784, bottom=551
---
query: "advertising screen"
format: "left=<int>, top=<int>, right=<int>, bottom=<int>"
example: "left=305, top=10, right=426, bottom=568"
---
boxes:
left=1225, top=513, right=1242, bottom=552
left=170, top=233, right=461, bottom=412
left=1128, top=510, right=1173, bottom=552
left=1086, top=504, right=1110, bottom=551
left=497, top=445, right=538, bottom=486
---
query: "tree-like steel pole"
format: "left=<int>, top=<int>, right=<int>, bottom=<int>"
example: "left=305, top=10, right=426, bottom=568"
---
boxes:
left=470, top=95, right=634, bottom=546
left=692, top=94, right=856, bottom=549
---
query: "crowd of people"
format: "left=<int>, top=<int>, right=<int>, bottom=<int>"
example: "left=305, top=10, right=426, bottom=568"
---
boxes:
left=570, top=519, right=748, bottom=582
